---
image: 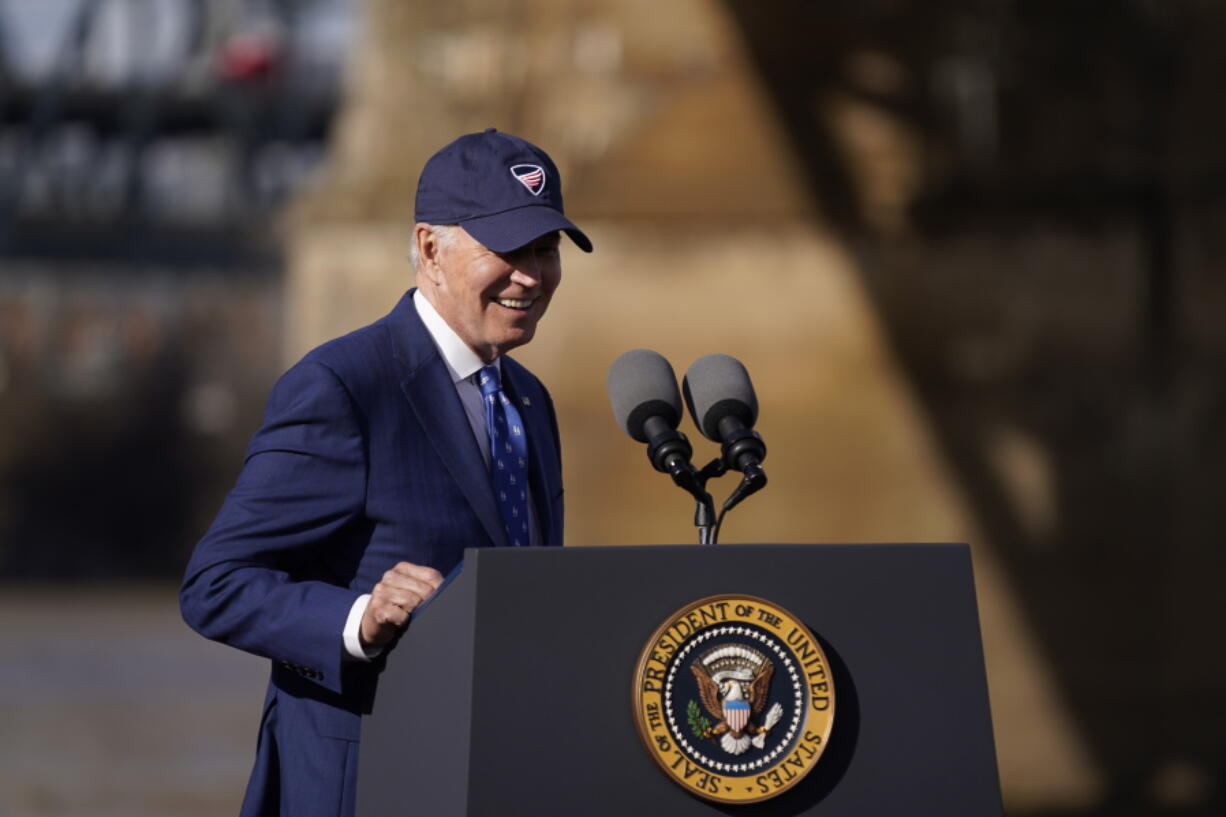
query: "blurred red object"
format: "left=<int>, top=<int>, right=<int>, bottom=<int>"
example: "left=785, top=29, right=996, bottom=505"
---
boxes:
left=216, top=31, right=284, bottom=81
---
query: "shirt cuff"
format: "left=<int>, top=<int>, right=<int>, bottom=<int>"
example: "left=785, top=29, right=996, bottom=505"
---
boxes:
left=343, top=593, right=383, bottom=661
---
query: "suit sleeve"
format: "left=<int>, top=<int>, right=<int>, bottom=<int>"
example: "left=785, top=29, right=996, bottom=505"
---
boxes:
left=180, top=360, right=367, bottom=696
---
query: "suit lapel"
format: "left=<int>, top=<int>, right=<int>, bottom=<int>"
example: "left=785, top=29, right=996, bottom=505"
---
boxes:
left=387, top=292, right=506, bottom=548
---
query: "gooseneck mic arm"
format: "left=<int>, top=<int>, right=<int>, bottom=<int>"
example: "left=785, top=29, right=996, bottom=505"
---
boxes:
left=642, top=416, right=717, bottom=539
left=712, top=418, right=767, bottom=521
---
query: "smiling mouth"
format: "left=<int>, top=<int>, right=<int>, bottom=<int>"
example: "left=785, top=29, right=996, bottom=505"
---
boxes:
left=494, top=297, right=535, bottom=310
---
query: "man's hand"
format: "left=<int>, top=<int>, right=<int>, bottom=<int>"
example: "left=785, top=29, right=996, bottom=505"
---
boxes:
left=360, top=562, right=444, bottom=647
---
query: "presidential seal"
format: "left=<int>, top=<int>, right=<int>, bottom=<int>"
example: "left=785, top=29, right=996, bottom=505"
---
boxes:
left=632, top=595, right=835, bottom=804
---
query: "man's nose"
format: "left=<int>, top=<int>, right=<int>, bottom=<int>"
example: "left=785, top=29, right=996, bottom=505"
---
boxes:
left=509, top=267, right=540, bottom=287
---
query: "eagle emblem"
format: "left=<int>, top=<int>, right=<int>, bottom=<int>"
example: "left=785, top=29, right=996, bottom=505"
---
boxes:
left=690, top=644, right=785, bottom=755
left=634, top=595, right=836, bottom=803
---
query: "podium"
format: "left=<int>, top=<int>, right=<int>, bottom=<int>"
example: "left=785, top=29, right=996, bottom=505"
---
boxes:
left=357, top=544, right=1003, bottom=816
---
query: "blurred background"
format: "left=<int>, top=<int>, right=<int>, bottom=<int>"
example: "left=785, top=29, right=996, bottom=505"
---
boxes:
left=1, top=0, right=1223, bottom=815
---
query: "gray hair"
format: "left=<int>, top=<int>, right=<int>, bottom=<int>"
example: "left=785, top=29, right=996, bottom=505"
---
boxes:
left=409, top=223, right=462, bottom=272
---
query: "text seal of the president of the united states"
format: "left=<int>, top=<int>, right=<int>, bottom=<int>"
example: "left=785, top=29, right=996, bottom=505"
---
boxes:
left=632, top=595, right=835, bottom=804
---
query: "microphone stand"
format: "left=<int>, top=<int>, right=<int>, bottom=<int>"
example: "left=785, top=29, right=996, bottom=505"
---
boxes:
left=690, top=430, right=769, bottom=545
left=644, top=419, right=717, bottom=545
left=693, top=459, right=726, bottom=545
left=642, top=417, right=768, bottom=546
left=691, top=455, right=768, bottom=545
left=677, top=460, right=718, bottom=545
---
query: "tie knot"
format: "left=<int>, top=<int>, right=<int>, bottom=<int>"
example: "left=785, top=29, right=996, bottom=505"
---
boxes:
left=477, top=364, right=502, bottom=398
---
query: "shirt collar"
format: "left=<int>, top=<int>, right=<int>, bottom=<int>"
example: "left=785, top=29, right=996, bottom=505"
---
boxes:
left=413, top=290, right=497, bottom=383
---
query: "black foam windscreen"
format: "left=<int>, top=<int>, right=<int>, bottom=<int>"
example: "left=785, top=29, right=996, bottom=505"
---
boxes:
left=606, top=349, right=683, bottom=443
left=682, top=354, right=758, bottom=441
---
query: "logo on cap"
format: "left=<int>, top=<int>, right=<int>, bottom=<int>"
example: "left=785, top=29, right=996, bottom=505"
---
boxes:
left=510, top=164, right=546, bottom=196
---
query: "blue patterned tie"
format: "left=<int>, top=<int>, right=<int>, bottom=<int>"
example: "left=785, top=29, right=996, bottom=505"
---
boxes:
left=477, top=365, right=531, bottom=547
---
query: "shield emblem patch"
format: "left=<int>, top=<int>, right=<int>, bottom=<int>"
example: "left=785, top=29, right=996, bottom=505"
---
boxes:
left=510, top=164, right=546, bottom=196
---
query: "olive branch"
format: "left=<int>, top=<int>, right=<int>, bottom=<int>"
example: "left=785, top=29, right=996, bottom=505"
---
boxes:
left=687, top=700, right=713, bottom=739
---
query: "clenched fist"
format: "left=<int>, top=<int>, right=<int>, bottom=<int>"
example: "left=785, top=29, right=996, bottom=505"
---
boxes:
left=360, top=561, right=444, bottom=647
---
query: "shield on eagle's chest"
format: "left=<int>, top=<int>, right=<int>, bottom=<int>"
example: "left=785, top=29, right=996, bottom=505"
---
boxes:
left=724, top=700, right=750, bottom=733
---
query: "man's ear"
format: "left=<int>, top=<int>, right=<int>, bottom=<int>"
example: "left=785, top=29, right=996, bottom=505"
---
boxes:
left=414, top=223, right=445, bottom=286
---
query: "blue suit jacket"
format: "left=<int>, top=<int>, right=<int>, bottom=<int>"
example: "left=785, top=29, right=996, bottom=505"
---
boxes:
left=180, top=291, right=564, bottom=817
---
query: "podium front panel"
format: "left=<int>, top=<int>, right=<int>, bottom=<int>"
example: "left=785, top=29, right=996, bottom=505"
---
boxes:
left=361, top=544, right=1003, bottom=817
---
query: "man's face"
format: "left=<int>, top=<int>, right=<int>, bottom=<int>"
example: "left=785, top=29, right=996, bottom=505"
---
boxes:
left=421, top=226, right=562, bottom=362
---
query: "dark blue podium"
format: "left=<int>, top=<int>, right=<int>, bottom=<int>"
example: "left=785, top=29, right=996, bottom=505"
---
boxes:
left=356, top=544, right=1003, bottom=816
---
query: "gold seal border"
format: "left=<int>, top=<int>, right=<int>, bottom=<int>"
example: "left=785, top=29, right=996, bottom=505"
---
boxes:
left=631, top=594, right=836, bottom=805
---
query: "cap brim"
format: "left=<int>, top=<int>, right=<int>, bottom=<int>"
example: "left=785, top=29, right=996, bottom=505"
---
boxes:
left=460, top=205, right=593, bottom=253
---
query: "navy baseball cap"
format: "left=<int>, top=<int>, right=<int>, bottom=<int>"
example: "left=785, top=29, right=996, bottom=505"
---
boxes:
left=414, top=128, right=593, bottom=253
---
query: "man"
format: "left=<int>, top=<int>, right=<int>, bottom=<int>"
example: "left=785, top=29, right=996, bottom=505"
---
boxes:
left=181, top=129, right=592, bottom=817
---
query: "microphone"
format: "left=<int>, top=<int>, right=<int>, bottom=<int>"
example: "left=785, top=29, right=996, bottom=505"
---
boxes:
left=608, top=349, right=717, bottom=539
left=682, top=354, right=768, bottom=516
left=682, top=354, right=767, bottom=473
left=606, top=349, right=693, bottom=473
left=609, top=350, right=766, bottom=543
